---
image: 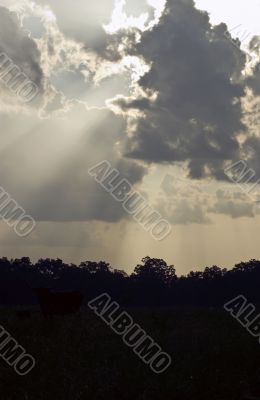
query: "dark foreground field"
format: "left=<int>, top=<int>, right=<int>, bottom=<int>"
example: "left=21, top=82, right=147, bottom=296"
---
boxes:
left=0, top=307, right=259, bottom=400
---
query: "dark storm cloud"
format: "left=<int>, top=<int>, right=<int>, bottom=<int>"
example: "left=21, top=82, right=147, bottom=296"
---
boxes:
left=115, top=0, right=247, bottom=180
left=0, top=6, right=43, bottom=92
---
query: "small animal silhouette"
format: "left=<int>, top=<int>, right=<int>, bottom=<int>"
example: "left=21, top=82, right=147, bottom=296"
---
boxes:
left=33, top=288, right=83, bottom=317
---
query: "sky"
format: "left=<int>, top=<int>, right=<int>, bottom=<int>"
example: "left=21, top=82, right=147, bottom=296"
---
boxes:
left=0, top=0, right=260, bottom=275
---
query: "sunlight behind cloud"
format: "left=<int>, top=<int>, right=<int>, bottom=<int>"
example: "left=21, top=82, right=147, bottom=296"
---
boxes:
left=44, top=8, right=56, bottom=22
left=105, top=0, right=149, bottom=33
left=147, top=0, right=166, bottom=21
left=105, top=0, right=166, bottom=33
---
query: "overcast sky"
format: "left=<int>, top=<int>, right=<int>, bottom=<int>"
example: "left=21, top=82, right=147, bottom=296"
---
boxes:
left=0, top=0, right=260, bottom=274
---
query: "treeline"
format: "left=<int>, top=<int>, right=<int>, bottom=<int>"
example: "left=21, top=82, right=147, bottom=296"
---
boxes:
left=0, top=256, right=260, bottom=307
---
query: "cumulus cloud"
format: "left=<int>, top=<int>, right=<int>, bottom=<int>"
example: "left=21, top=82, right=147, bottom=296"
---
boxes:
left=114, top=0, right=249, bottom=180
left=207, top=188, right=256, bottom=219
left=158, top=174, right=258, bottom=223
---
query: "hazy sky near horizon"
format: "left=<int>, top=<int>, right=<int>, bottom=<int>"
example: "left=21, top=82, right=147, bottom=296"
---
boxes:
left=0, top=0, right=260, bottom=275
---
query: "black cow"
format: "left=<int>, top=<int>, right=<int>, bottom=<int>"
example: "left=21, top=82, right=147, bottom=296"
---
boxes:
left=33, top=288, right=83, bottom=317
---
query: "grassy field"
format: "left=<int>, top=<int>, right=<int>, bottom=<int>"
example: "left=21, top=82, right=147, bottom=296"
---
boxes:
left=0, top=306, right=259, bottom=400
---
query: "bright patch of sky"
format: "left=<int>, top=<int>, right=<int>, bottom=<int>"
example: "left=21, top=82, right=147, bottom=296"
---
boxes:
left=105, top=0, right=166, bottom=33
left=195, top=0, right=260, bottom=48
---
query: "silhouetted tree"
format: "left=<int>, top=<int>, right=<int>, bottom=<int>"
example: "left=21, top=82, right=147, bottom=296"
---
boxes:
left=0, top=255, right=260, bottom=307
left=133, top=256, right=176, bottom=286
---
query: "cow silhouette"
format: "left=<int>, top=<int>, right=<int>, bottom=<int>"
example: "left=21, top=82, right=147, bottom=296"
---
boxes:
left=33, top=288, right=83, bottom=317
